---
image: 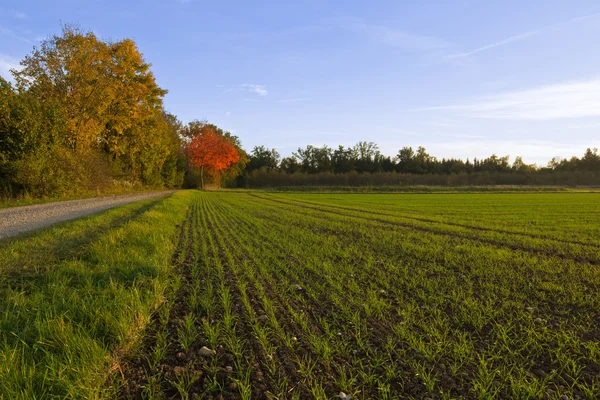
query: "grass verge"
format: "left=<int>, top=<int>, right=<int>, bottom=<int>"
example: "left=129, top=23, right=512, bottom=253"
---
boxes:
left=0, top=190, right=196, bottom=399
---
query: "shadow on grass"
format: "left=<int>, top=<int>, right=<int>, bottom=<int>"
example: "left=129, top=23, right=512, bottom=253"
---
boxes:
left=0, top=195, right=170, bottom=293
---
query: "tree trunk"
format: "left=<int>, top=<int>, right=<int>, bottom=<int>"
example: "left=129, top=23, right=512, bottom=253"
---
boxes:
left=200, top=165, right=204, bottom=189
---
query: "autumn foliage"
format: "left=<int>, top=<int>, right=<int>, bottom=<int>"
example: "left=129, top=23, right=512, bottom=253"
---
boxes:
left=187, top=126, right=240, bottom=188
left=0, top=25, right=185, bottom=197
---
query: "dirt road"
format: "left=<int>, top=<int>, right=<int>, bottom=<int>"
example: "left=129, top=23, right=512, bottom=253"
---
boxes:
left=0, top=192, right=173, bottom=240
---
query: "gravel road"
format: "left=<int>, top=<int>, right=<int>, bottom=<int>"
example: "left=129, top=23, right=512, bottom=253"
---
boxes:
left=0, top=191, right=173, bottom=240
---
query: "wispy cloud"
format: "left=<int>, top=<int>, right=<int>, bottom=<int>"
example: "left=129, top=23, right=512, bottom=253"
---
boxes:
left=354, top=22, right=449, bottom=51
left=221, top=84, right=268, bottom=97
left=240, top=84, right=268, bottom=96
left=0, top=8, right=27, bottom=19
left=0, top=25, right=35, bottom=44
left=415, top=78, right=600, bottom=121
left=277, top=98, right=310, bottom=103
left=448, top=31, right=539, bottom=59
left=0, top=53, right=21, bottom=80
left=10, top=9, right=27, bottom=19
left=448, top=11, right=600, bottom=59
left=566, top=122, right=600, bottom=129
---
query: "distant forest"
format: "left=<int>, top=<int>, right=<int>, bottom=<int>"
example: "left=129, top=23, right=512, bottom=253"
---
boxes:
left=237, top=144, right=600, bottom=188
left=1, top=26, right=599, bottom=199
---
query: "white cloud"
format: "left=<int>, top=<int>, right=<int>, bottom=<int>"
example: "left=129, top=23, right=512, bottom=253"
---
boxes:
left=416, top=78, right=600, bottom=120
left=239, top=84, right=268, bottom=96
left=566, top=122, right=600, bottom=129
left=0, top=54, right=21, bottom=80
left=221, top=84, right=268, bottom=97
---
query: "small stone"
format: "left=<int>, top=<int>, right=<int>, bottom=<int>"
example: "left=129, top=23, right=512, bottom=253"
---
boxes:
left=526, top=307, right=534, bottom=312
left=199, top=346, right=216, bottom=356
left=337, top=332, right=342, bottom=336
left=380, top=289, right=386, bottom=294
left=176, top=352, right=185, bottom=360
left=174, top=366, right=185, bottom=376
left=294, top=284, right=304, bottom=292
left=292, top=336, right=298, bottom=341
left=338, top=392, right=351, bottom=400
left=532, top=369, right=547, bottom=378
left=225, top=366, right=233, bottom=374
left=266, top=354, right=272, bottom=360
left=535, top=317, right=543, bottom=323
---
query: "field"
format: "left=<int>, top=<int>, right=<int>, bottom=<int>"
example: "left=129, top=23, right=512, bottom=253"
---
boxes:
left=1, top=191, right=599, bottom=399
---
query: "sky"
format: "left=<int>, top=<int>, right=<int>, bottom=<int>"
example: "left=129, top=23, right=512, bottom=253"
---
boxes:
left=1, top=0, right=600, bottom=165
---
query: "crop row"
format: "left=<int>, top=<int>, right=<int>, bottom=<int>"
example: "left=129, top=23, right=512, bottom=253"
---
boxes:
left=120, top=192, right=600, bottom=399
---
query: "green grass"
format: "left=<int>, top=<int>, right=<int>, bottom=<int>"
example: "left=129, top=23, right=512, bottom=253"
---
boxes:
left=2, top=190, right=600, bottom=399
left=118, top=191, right=600, bottom=399
left=0, top=191, right=195, bottom=398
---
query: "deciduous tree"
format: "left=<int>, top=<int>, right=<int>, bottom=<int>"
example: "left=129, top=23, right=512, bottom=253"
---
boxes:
left=186, top=125, right=240, bottom=188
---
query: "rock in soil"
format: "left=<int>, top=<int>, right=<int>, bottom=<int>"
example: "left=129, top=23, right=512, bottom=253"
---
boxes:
left=199, top=346, right=216, bottom=356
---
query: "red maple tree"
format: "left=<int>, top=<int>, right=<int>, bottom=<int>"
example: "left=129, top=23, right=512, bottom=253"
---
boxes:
left=187, top=127, right=240, bottom=188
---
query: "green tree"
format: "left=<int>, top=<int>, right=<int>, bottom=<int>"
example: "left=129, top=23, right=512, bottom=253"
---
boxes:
left=247, top=145, right=280, bottom=172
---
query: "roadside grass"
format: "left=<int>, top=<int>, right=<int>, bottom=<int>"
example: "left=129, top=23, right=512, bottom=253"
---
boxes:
left=0, top=191, right=195, bottom=399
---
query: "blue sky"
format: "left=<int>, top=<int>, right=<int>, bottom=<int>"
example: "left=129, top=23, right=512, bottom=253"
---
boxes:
left=1, top=0, right=599, bottom=165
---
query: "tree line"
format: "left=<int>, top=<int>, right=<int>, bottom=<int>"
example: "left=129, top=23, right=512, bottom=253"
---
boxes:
left=238, top=143, right=600, bottom=187
left=1, top=26, right=598, bottom=198
left=243, top=143, right=600, bottom=175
